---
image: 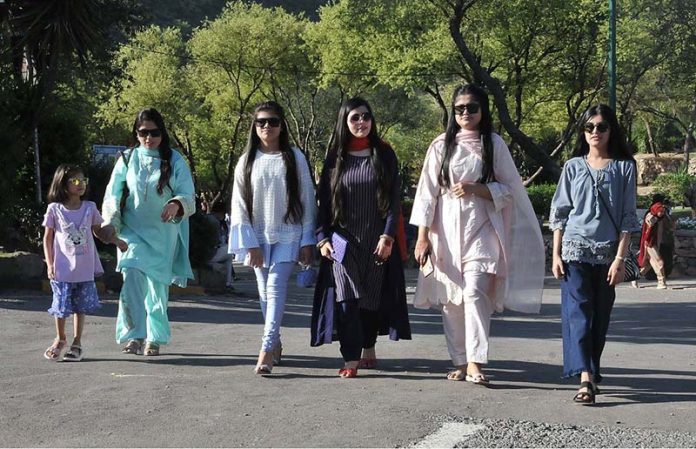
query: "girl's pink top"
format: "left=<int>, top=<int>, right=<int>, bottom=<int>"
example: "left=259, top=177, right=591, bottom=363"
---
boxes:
left=43, top=201, right=104, bottom=283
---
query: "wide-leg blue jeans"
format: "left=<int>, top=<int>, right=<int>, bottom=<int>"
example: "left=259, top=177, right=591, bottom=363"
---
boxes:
left=561, top=261, right=616, bottom=382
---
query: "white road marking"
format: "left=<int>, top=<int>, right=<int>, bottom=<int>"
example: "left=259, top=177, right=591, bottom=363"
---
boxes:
left=413, top=422, right=486, bottom=448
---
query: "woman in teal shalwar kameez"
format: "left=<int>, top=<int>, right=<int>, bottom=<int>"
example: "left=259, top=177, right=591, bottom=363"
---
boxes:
left=101, top=108, right=195, bottom=356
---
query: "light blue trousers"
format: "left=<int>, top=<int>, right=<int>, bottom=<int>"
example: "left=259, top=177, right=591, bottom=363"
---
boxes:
left=253, top=262, right=294, bottom=352
left=115, top=268, right=170, bottom=345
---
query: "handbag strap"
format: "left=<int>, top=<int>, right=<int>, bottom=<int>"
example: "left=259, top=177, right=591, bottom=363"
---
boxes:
left=118, top=148, right=132, bottom=169
left=583, top=158, right=622, bottom=238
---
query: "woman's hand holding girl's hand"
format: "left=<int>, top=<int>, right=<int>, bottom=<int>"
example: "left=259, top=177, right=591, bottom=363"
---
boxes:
left=161, top=201, right=182, bottom=222
left=99, top=225, right=116, bottom=243
left=247, top=248, right=263, bottom=268
left=96, top=225, right=129, bottom=251
left=607, top=258, right=625, bottom=285
left=414, top=238, right=431, bottom=266
left=551, top=255, right=565, bottom=280
left=300, top=245, right=314, bottom=266
left=319, top=242, right=334, bottom=261
left=373, top=237, right=392, bottom=263
left=114, top=238, right=129, bottom=252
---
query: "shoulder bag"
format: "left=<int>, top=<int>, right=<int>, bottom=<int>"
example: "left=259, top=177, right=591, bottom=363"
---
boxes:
left=584, top=161, right=639, bottom=282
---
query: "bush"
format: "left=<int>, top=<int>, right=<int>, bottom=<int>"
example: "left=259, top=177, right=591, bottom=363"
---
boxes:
left=636, top=194, right=653, bottom=209
left=526, top=183, right=557, bottom=218
left=652, top=169, right=696, bottom=208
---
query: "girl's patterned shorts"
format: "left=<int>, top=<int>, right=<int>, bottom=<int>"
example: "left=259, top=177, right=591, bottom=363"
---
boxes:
left=48, top=280, right=101, bottom=318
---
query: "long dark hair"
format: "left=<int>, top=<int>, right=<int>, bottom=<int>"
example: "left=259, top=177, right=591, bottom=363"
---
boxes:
left=241, top=101, right=302, bottom=224
left=572, top=104, right=633, bottom=160
left=328, top=97, right=391, bottom=226
left=440, top=84, right=495, bottom=187
left=132, top=108, right=173, bottom=195
left=47, top=164, right=86, bottom=204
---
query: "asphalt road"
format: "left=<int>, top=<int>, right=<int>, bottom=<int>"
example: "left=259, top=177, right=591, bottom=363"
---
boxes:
left=1, top=268, right=695, bottom=447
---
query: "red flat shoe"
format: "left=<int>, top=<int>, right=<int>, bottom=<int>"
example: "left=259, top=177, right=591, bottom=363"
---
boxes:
left=338, top=367, right=358, bottom=378
left=357, top=358, right=377, bottom=369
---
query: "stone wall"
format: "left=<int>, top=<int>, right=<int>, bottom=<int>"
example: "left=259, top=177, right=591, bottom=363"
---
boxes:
left=635, top=153, right=696, bottom=185
left=543, top=229, right=696, bottom=277
left=673, top=229, right=696, bottom=277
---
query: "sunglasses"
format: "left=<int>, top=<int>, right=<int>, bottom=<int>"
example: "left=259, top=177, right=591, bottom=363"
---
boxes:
left=454, top=103, right=480, bottom=115
left=348, top=112, right=372, bottom=123
left=136, top=128, right=162, bottom=138
left=68, top=177, right=89, bottom=186
left=583, top=122, right=609, bottom=133
left=254, top=117, right=281, bottom=128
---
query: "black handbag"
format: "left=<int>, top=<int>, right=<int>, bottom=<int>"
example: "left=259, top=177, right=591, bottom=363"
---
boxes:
left=585, top=161, right=640, bottom=282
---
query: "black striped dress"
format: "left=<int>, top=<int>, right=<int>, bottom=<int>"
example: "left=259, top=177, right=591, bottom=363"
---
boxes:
left=332, top=152, right=386, bottom=311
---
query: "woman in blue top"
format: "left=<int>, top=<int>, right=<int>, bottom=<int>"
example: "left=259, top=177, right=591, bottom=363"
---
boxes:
left=549, top=104, right=640, bottom=405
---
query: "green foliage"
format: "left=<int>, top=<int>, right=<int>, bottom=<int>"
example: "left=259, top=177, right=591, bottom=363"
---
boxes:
left=636, top=194, right=653, bottom=209
left=526, top=183, right=558, bottom=218
left=652, top=169, right=696, bottom=206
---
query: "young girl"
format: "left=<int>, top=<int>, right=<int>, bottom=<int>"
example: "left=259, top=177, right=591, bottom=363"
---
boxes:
left=410, top=84, right=544, bottom=385
left=42, top=164, right=126, bottom=361
left=229, top=101, right=316, bottom=374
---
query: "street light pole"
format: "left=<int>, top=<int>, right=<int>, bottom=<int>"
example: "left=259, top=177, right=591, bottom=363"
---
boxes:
left=608, top=0, right=617, bottom=110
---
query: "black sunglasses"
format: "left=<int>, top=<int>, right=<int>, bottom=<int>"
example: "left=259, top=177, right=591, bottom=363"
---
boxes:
left=583, top=121, right=609, bottom=133
left=454, top=103, right=480, bottom=115
left=254, top=117, right=281, bottom=128
left=348, top=112, right=372, bottom=123
left=136, top=128, right=162, bottom=138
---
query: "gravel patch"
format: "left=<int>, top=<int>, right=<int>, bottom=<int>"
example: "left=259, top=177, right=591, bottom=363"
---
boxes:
left=412, top=416, right=696, bottom=448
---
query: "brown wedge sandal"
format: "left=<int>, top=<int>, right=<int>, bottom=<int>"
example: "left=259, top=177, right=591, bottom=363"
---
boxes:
left=122, top=339, right=143, bottom=355
left=143, top=342, right=160, bottom=356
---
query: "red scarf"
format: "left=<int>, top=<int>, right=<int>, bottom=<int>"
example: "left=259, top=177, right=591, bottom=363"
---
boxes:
left=638, top=202, right=666, bottom=267
left=346, top=136, right=370, bottom=152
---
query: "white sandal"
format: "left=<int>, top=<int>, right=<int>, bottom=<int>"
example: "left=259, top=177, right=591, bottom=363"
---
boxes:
left=465, top=372, right=490, bottom=386
left=44, top=339, right=67, bottom=361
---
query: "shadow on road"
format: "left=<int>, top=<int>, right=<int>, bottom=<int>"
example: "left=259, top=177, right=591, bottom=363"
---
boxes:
left=2, top=291, right=695, bottom=346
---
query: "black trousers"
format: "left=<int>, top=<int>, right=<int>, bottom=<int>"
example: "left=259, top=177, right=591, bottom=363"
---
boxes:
left=337, top=299, right=379, bottom=362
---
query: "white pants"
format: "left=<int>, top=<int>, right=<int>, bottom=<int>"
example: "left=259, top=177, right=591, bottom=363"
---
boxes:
left=441, top=272, right=494, bottom=366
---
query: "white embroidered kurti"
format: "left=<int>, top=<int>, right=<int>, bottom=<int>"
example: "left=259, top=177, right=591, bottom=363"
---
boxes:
left=229, top=147, right=317, bottom=266
left=409, top=130, right=544, bottom=313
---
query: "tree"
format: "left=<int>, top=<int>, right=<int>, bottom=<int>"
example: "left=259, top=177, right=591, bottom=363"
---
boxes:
left=186, top=2, right=310, bottom=207
left=7, top=0, right=106, bottom=203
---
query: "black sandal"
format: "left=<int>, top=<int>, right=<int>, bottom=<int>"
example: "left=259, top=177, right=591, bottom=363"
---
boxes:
left=573, top=381, right=596, bottom=405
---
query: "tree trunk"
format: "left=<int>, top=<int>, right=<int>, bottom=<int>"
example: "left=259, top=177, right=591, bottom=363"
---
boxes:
left=685, top=94, right=696, bottom=167
left=642, top=116, right=658, bottom=156
left=447, top=0, right=562, bottom=179
left=32, top=123, right=41, bottom=204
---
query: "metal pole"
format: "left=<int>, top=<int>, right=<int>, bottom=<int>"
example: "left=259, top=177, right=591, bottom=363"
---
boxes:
left=608, top=0, right=617, bottom=110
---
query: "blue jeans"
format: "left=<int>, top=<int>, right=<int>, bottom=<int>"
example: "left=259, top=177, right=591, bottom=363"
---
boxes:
left=561, top=262, right=616, bottom=382
left=254, top=262, right=294, bottom=352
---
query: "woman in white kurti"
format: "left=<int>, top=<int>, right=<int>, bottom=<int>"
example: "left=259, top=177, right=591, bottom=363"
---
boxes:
left=229, top=101, right=316, bottom=374
left=411, top=84, right=544, bottom=385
